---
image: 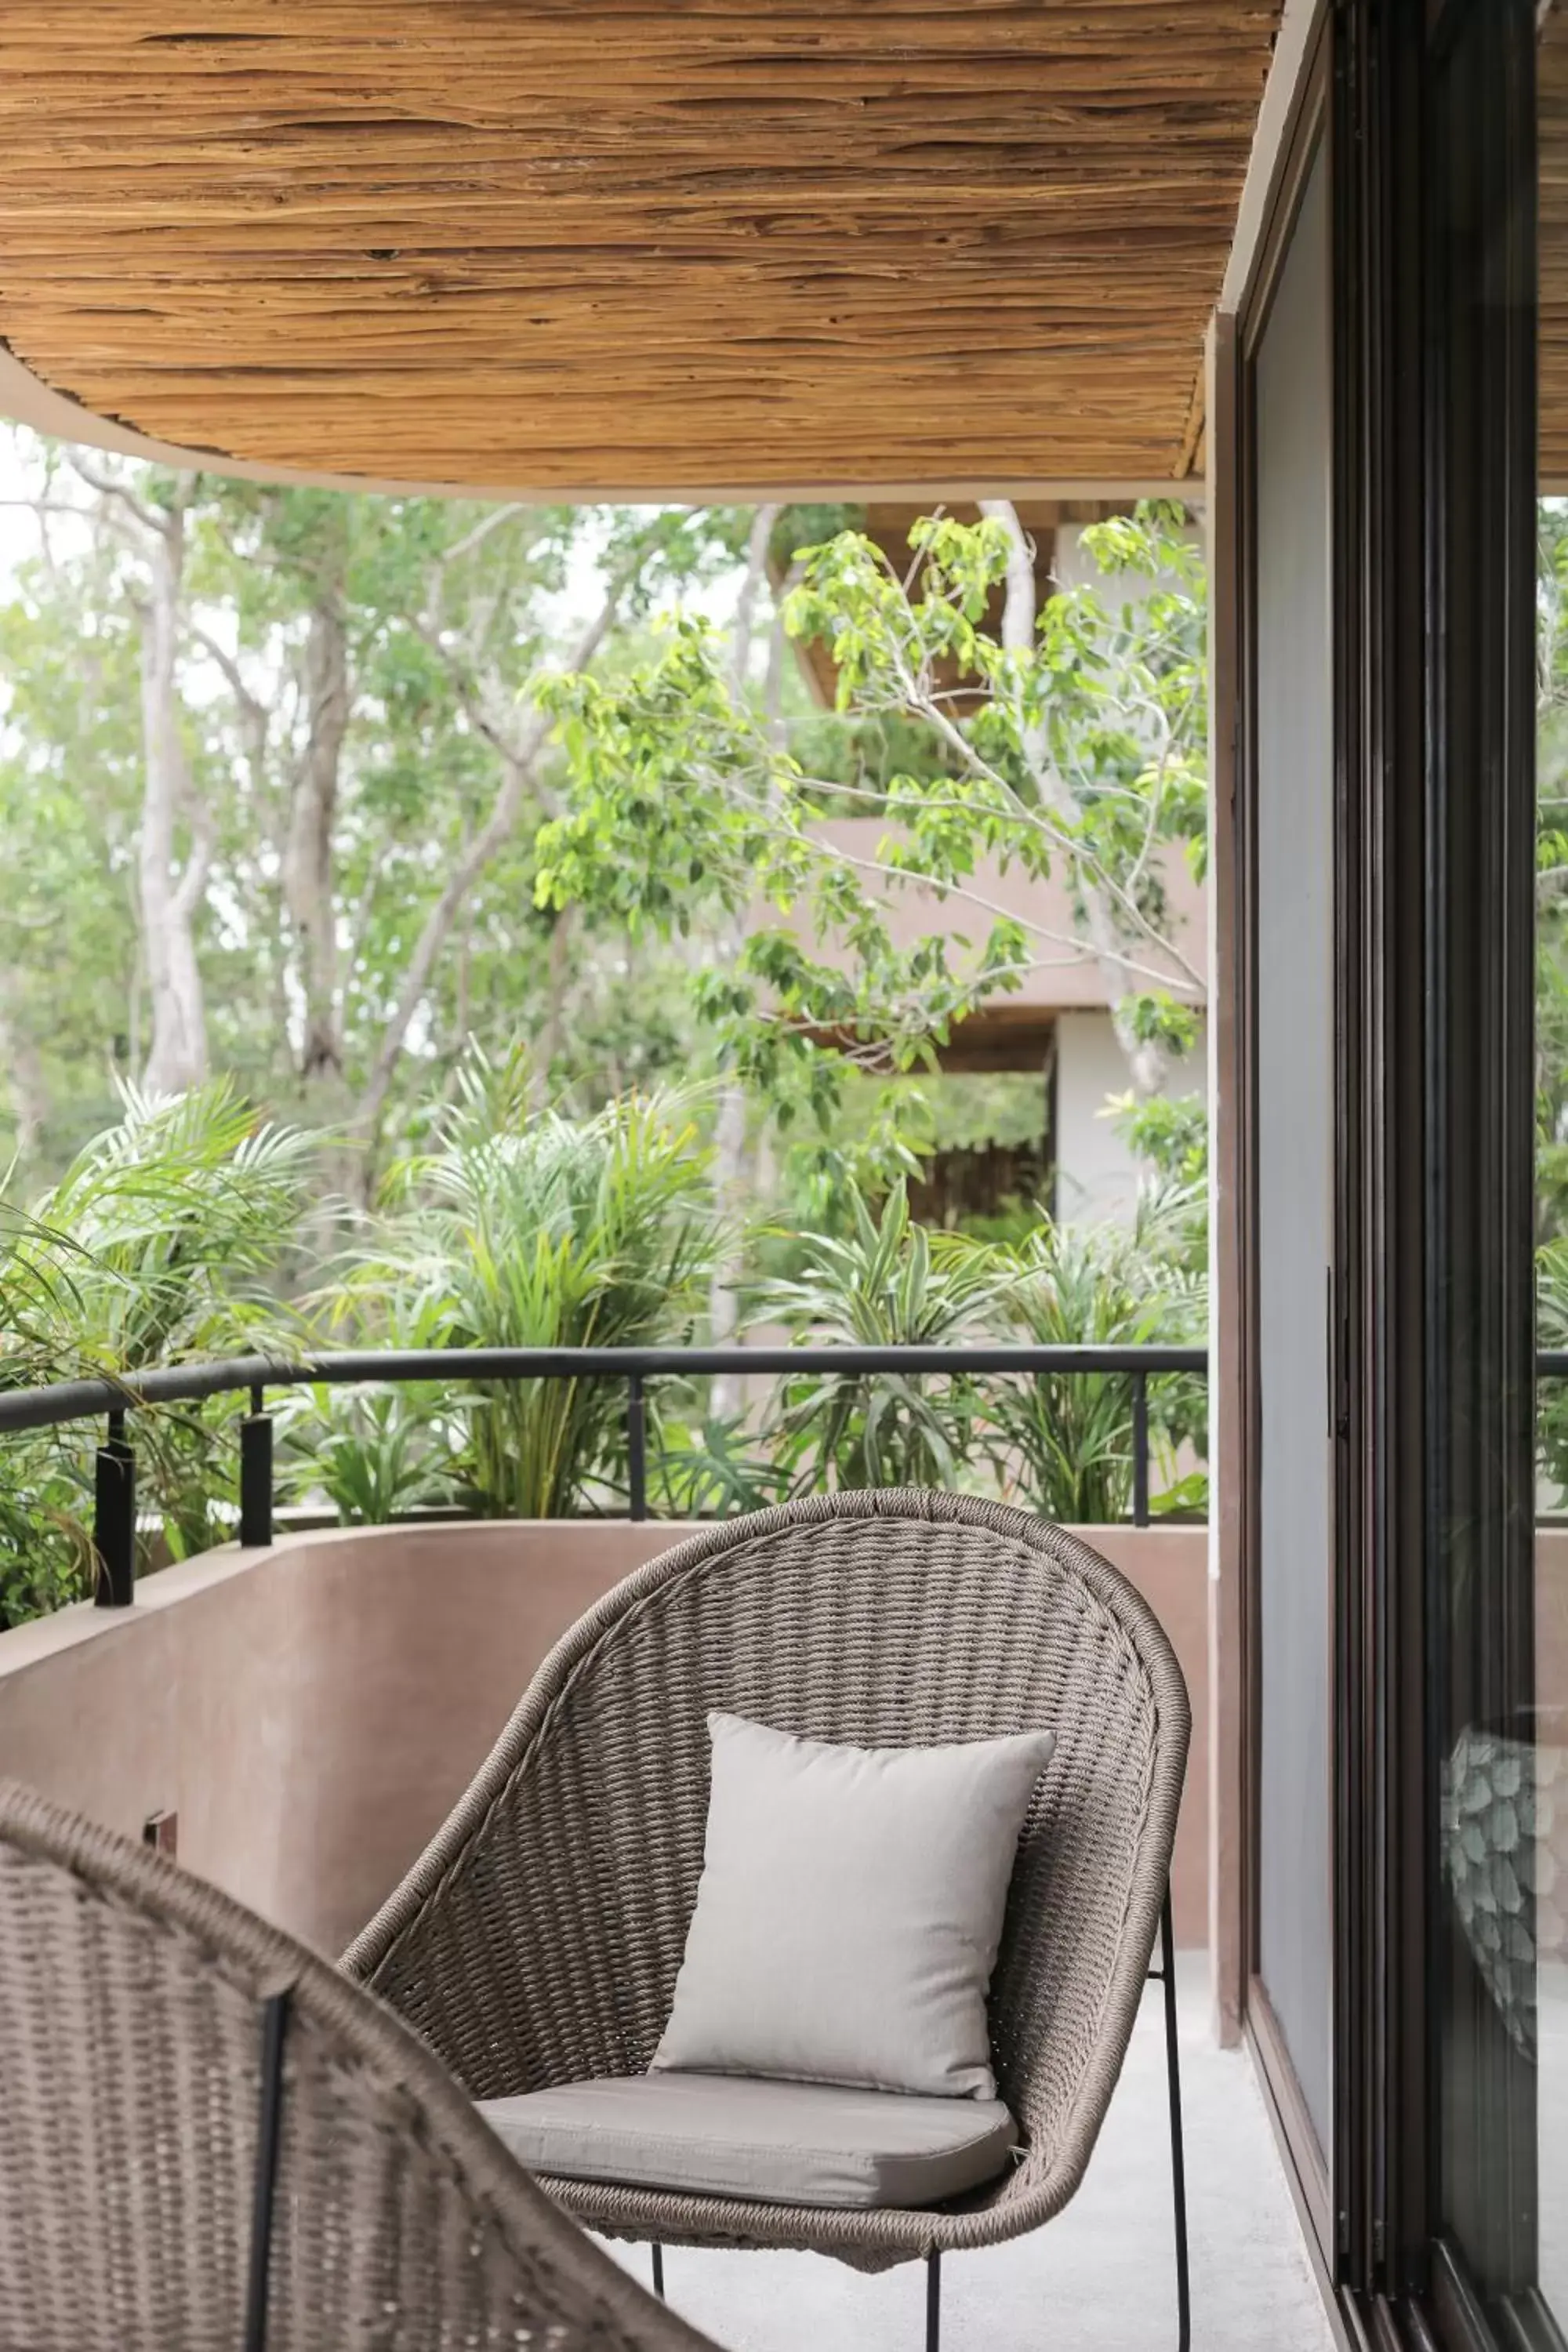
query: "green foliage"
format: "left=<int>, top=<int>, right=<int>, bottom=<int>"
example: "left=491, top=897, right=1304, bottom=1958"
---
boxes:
left=1110, top=1090, right=1209, bottom=1196
left=1527, top=505, right=1568, bottom=1495
left=1538, top=504, right=1568, bottom=1250
left=769, top=504, right=867, bottom=571
left=762, top=1083, right=933, bottom=1272
left=1537, top=1235, right=1568, bottom=1504
left=0, top=1070, right=1221, bottom=1621
left=972, top=1196, right=1206, bottom=1523
left=0, top=441, right=1229, bottom=1608
left=0, top=1081, right=315, bottom=1610
left=533, top=501, right=1207, bottom=1131
left=763, top=1181, right=1004, bottom=1490
left=0, top=436, right=751, bottom=1189
left=329, top=1049, right=715, bottom=1517
left=650, top=1407, right=790, bottom=1519
left=279, top=1385, right=465, bottom=1526
left=30, top=1080, right=315, bottom=1373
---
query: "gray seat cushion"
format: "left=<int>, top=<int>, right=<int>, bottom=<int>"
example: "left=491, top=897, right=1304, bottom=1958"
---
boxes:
left=479, top=2071, right=1019, bottom=2210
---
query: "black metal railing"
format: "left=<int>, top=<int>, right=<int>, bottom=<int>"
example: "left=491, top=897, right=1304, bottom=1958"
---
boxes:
left=0, top=1344, right=1209, bottom=1610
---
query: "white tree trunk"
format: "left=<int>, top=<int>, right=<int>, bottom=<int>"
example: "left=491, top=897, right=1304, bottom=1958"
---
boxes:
left=710, top=503, right=782, bottom=1409
left=0, top=977, right=48, bottom=1163
left=285, top=570, right=350, bottom=1082
left=728, top=503, right=781, bottom=695
left=354, top=585, right=626, bottom=1158
left=136, top=506, right=210, bottom=1097
left=978, top=498, right=1167, bottom=1100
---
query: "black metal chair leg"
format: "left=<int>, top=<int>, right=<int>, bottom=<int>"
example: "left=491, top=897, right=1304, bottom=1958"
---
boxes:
left=1157, top=1887, right=1192, bottom=2352
left=651, top=2242, right=665, bottom=2300
left=244, top=1990, right=291, bottom=2352
left=924, top=2249, right=941, bottom=2352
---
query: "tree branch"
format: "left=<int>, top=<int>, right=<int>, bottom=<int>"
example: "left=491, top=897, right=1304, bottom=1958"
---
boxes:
left=436, top=504, right=528, bottom=572
left=748, top=820, right=1200, bottom=998
left=354, top=577, right=630, bottom=1145
left=66, top=456, right=165, bottom=536
left=729, top=503, right=782, bottom=697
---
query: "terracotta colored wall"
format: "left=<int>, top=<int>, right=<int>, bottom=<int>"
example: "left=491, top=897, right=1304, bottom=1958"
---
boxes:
left=1087, top=1523, right=1210, bottom=1947
left=0, top=1519, right=1211, bottom=1952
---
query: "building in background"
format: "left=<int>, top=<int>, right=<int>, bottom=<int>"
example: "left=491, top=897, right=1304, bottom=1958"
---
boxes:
left=791, top=503, right=1207, bottom=1228
left=800, top=817, right=1207, bottom=1227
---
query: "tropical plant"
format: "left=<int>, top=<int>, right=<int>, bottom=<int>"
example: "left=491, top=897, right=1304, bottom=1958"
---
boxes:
left=27, top=1080, right=316, bottom=1369
left=278, top=1383, right=466, bottom=1526
left=650, top=1404, right=791, bottom=1519
left=763, top=1179, right=1005, bottom=1490
left=0, top=1081, right=316, bottom=1584
left=0, top=1206, right=98, bottom=1619
left=975, top=1192, right=1207, bottom=1523
left=327, top=1050, right=715, bottom=1517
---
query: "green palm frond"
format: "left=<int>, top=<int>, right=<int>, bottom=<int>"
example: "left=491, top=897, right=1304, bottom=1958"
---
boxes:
left=0, top=1080, right=318, bottom=1602
left=326, top=1047, right=716, bottom=1517
left=762, top=1179, right=1004, bottom=1492
left=968, top=1192, right=1207, bottom=1522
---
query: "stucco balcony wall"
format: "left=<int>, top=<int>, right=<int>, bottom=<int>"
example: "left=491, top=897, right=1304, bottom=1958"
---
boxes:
left=0, top=1517, right=1210, bottom=1956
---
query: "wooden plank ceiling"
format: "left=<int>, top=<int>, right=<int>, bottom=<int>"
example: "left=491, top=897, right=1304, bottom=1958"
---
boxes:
left=0, top=3, right=1282, bottom=495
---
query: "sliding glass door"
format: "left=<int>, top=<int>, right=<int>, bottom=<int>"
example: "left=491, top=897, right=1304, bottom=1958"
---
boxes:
left=1233, top=5, right=1556, bottom=2341
left=1425, top=2, right=1543, bottom=2329
left=1324, top=1, right=1550, bottom=2342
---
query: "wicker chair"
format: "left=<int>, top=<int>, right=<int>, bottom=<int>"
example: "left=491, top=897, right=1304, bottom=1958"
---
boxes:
left=346, top=1491, right=1193, bottom=2350
left=0, top=1779, right=720, bottom=2352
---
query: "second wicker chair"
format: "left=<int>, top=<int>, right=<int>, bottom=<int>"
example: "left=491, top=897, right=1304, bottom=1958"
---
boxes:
left=0, top=1778, right=720, bottom=2352
left=346, top=1490, right=1193, bottom=2350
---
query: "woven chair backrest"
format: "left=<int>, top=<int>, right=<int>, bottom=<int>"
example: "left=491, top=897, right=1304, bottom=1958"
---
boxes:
left=0, top=1780, right=717, bottom=2352
left=362, top=1492, right=1189, bottom=2149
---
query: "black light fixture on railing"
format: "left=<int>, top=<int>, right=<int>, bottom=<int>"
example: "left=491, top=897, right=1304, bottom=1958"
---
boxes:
left=0, top=1344, right=1209, bottom=1609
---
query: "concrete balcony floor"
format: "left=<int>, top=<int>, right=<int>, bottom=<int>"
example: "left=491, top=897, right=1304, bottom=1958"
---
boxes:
left=604, top=1957, right=1332, bottom=2352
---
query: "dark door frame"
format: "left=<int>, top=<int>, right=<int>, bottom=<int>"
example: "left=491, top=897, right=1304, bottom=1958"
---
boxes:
left=1226, top=2, right=1544, bottom=2347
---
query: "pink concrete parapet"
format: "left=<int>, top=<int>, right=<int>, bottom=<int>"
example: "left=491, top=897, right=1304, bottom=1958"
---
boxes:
left=0, top=1517, right=1212, bottom=1953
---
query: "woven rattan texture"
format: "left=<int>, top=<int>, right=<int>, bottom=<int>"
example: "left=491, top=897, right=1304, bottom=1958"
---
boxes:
left=0, top=5, right=1280, bottom=490
left=347, top=1491, right=1190, bottom=2270
left=0, top=1782, right=719, bottom=2352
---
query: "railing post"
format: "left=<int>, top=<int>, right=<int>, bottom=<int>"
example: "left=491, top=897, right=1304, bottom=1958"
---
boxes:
left=93, top=1407, right=136, bottom=1608
left=240, top=1385, right=273, bottom=1548
left=1131, top=1372, right=1150, bottom=1527
left=626, top=1372, right=647, bottom=1523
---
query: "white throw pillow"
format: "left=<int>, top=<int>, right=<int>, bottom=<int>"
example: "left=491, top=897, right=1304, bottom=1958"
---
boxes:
left=651, top=1711, right=1055, bottom=2100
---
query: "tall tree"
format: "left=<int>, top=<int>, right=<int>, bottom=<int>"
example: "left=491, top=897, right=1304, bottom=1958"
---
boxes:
left=533, top=500, right=1207, bottom=1123
left=285, top=504, right=352, bottom=1082
left=0, top=426, right=753, bottom=1188
left=977, top=499, right=1187, bottom=1095
left=66, top=462, right=213, bottom=1094
left=710, top=501, right=782, bottom=1410
left=0, top=507, right=144, bottom=1173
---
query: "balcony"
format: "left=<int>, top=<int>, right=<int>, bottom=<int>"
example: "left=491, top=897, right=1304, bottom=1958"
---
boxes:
left=0, top=1343, right=1330, bottom=2351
